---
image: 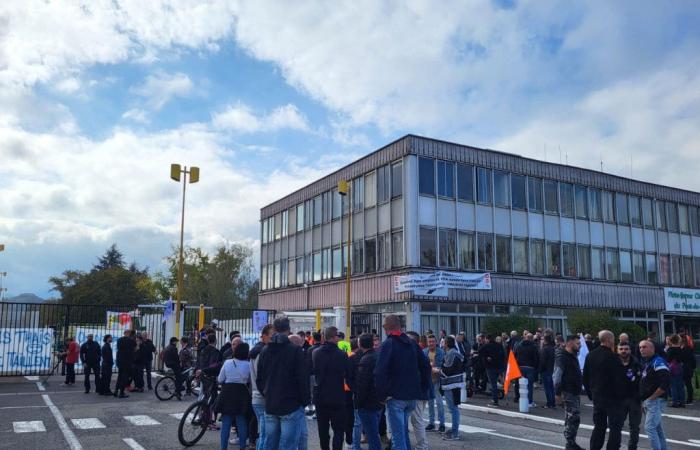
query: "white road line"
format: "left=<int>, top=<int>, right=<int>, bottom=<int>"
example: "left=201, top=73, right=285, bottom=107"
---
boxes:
left=663, top=413, right=700, bottom=423
left=36, top=381, right=46, bottom=391
left=123, top=438, right=147, bottom=450
left=71, top=418, right=106, bottom=430
left=169, top=413, right=184, bottom=420
left=483, top=431, right=565, bottom=449
left=13, top=421, right=46, bottom=433
left=42, top=394, right=83, bottom=450
left=0, top=405, right=48, bottom=410
left=24, top=376, right=40, bottom=381
left=124, top=415, right=161, bottom=426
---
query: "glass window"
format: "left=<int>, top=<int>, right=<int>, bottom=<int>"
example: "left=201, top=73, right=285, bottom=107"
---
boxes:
left=658, top=254, right=670, bottom=285
left=296, top=257, right=304, bottom=284
left=380, top=164, right=393, bottom=203
left=323, top=192, right=331, bottom=223
left=332, top=188, right=341, bottom=220
left=437, top=161, right=455, bottom=198
left=603, top=191, right=615, bottom=223
left=633, top=252, right=645, bottom=283
left=392, top=231, right=404, bottom=267
left=322, top=249, right=331, bottom=279
left=281, top=210, right=289, bottom=237
left=616, top=193, right=629, bottom=225
left=656, top=200, right=667, bottom=231
left=391, top=161, right=403, bottom=198
left=547, top=242, right=561, bottom=276
left=352, top=240, right=364, bottom=274
left=560, top=183, right=574, bottom=217
left=332, top=247, right=342, bottom=278
left=641, top=198, right=654, bottom=229
left=457, top=164, right=474, bottom=202
left=690, top=206, right=700, bottom=235
left=575, top=185, right=588, bottom=219
left=671, top=255, right=681, bottom=285
left=629, top=196, right=641, bottom=227
left=591, top=247, right=606, bottom=280
left=606, top=249, right=620, bottom=281
left=513, top=238, right=528, bottom=273
left=262, top=219, right=268, bottom=244
left=620, top=250, right=633, bottom=282
left=313, top=195, right=322, bottom=226
left=458, top=232, right=475, bottom=270
left=313, top=252, right=322, bottom=281
left=530, top=239, right=545, bottom=275
left=365, top=238, right=377, bottom=273
left=439, top=229, right=457, bottom=268
left=496, top=236, right=511, bottom=272
left=477, top=168, right=492, bottom=204
left=667, top=203, right=679, bottom=232
left=377, top=233, right=390, bottom=271
left=544, top=180, right=558, bottom=214
left=563, top=243, right=576, bottom=277
left=343, top=243, right=350, bottom=276
left=352, top=177, right=364, bottom=212
left=511, top=175, right=526, bottom=209
left=578, top=245, right=591, bottom=279
left=305, top=254, right=312, bottom=283
left=274, top=263, right=281, bottom=288
left=420, top=227, right=437, bottom=266
left=682, top=256, right=693, bottom=287
left=589, top=188, right=602, bottom=221
left=494, top=171, right=510, bottom=207
left=679, top=204, right=689, bottom=234
left=528, top=177, right=543, bottom=212
left=274, top=213, right=281, bottom=240
left=646, top=254, right=657, bottom=284
left=418, top=158, right=435, bottom=196
left=261, top=265, right=268, bottom=290
left=695, top=256, right=700, bottom=286
left=365, top=171, right=377, bottom=208
left=477, top=234, right=494, bottom=271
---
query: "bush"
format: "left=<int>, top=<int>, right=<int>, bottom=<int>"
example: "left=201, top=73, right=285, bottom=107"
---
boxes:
left=483, top=314, right=542, bottom=338
left=566, top=310, right=647, bottom=343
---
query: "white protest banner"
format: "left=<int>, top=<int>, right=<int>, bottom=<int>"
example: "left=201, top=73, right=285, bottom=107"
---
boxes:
left=252, top=310, right=269, bottom=333
left=394, top=271, right=492, bottom=296
left=0, top=328, right=54, bottom=373
left=106, top=311, right=132, bottom=333
left=74, top=327, right=117, bottom=371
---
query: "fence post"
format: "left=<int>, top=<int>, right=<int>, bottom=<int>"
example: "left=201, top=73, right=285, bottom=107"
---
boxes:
left=63, top=305, right=71, bottom=341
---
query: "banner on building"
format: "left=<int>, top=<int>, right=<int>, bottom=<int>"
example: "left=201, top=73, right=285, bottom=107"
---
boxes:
left=252, top=310, right=269, bottom=333
left=106, top=311, right=132, bottom=333
left=664, top=288, right=700, bottom=312
left=0, top=328, right=54, bottom=373
left=393, top=271, right=492, bottom=297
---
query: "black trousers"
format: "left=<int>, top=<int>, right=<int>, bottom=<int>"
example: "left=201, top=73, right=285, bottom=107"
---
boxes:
left=316, top=404, right=346, bottom=450
left=83, top=363, right=100, bottom=392
left=116, top=365, right=130, bottom=394
left=344, top=392, right=354, bottom=445
left=99, top=364, right=112, bottom=394
left=65, top=363, right=75, bottom=384
left=132, top=365, right=144, bottom=389
left=621, top=398, right=642, bottom=450
left=590, top=399, right=624, bottom=450
left=145, top=360, right=153, bottom=389
left=684, top=372, right=694, bottom=403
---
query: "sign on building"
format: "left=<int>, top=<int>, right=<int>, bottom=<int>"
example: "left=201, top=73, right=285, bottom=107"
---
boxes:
left=664, top=288, right=700, bottom=313
left=394, top=271, right=492, bottom=297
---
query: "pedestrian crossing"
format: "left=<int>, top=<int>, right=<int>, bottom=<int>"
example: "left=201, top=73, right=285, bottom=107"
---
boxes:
left=12, top=413, right=178, bottom=434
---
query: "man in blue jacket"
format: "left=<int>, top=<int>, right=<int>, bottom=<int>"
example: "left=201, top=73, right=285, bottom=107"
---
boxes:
left=374, top=315, right=430, bottom=450
left=423, top=334, right=445, bottom=433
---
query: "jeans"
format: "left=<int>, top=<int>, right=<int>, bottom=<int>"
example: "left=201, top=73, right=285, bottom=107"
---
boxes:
left=643, top=398, right=668, bottom=450
left=670, top=374, right=685, bottom=406
left=298, top=413, right=308, bottom=450
left=352, top=409, right=362, bottom=450
left=541, top=370, right=555, bottom=407
left=517, top=366, right=536, bottom=404
left=621, top=398, right=642, bottom=450
left=358, top=409, right=382, bottom=450
left=264, top=407, right=304, bottom=450
left=253, top=404, right=266, bottom=450
left=428, top=380, right=445, bottom=426
left=386, top=398, right=416, bottom=450
left=316, top=405, right=346, bottom=450
left=65, top=363, right=75, bottom=384
left=590, top=398, right=623, bottom=450
left=486, top=368, right=500, bottom=403
left=83, top=363, right=100, bottom=392
left=444, top=389, right=460, bottom=439
left=409, top=400, right=428, bottom=450
left=221, top=414, right=248, bottom=450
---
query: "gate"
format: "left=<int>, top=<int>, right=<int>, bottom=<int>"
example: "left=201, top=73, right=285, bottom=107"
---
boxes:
left=351, top=312, right=382, bottom=337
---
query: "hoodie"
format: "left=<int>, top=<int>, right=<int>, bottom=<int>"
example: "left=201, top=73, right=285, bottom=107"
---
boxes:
left=256, top=333, right=310, bottom=415
left=373, top=333, right=431, bottom=401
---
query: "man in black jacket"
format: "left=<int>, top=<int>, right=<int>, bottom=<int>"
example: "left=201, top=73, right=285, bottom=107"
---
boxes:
left=312, top=326, right=350, bottom=450
left=140, top=332, right=156, bottom=390
left=583, top=330, right=626, bottom=450
left=196, top=333, right=221, bottom=377
left=618, top=341, right=642, bottom=450
left=480, top=334, right=505, bottom=406
left=540, top=334, right=556, bottom=408
left=554, top=335, right=584, bottom=450
left=115, top=330, right=135, bottom=398
left=514, top=332, right=540, bottom=406
left=305, top=332, right=322, bottom=416
left=256, top=316, right=309, bottom=450
left=80, top=334, right=101, bottom=394
left=353, top=333, right=382, bottom=450
left=163, top=337, right=184, bottom=398
left=98, top=335, right=113, bottom=395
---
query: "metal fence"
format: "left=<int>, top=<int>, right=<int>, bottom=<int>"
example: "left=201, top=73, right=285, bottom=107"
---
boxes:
left=0, top=302, right=275, bottom=377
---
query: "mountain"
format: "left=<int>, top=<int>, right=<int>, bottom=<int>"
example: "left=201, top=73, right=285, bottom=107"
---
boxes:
left=5, top=293, right=46, bottom=304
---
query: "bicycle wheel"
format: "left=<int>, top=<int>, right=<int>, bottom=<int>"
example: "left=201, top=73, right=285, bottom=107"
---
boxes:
left=178, top=401, right=208, bottom=446
left=155, top=376, right=176, bottom=401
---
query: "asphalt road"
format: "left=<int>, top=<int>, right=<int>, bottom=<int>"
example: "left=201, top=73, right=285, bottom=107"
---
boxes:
left=0, top=374, right=698, bottom=450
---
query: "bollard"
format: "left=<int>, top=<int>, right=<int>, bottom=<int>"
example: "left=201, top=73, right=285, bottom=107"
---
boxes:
left=461, top=384, right=468, bottom=403
left=519, top=377, right=529, bottom=413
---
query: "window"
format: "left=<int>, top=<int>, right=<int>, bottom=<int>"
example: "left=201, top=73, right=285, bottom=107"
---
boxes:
left=420, top=227, right=437, bottom=266
left=261, top=265, right=268, bottom=290
left=656, top=200, right=667, bottom=231
left=281, top=210, right=289, bottom=237
left=682, top=256, right=693, bottom=287
left=496, top=236, right=511, bottom=272
left=679, top=204, right=689, bottom=234
left=457, top=164, right=474, bottom=202
left=262, top=220, right=268, bottom=244
left=544, top=180, right=558, bottom=214
left=377, top=233, right=391, bottom=271
left=511, top=175, right=526, bottom=209
left=274, top=213, right=281, bottom=240
left=305, top=254, right=312, bottom=283
left=616, top=193, right=629, bottom=225
left=563, top=243, right=576, bottom=277
left=332, top=188, right=341, bottom=220
left=323, top=192, right=331, bottom=223
left=690, top=206, right=700, bottom=235
left=670, top=255, right=682, bottom=285
left=667, top=203, right=679, bottom=232
left=494, top=171, right=510, bottom=207
left=591, top=247, right=605, bottom=280
left=313, top=195, right=322, bottom=226
left=619, top=250, right=633, bottom=282
left=391, top=161, right=403, bottom=198
left=296, top=257, right=304, bottom=284
left=528, top=239, right=545, bottom=275
left=377, top=165, right=391, bottom=204
left=589, top=188, right=602, bottom=221
left=439, top=229, right=457, bottom=267
left=352, top=177, right=364, bottom=212
left=352, top=241, right=364, bottom=274
left=641, top=198, right=654, bottom=229
left=365, top=171, right=377, bottom=208
left=322, top=249, right=331, bottom=279
left=513, top=238, right=528, bottom=273
left=633, top=252, right=645, bottom=283
left=695, top=257, right=700, bottom=286
left=332, top=247, right=342, bottom=278
left=629, top=196, right=641, bottom=227
left=392, top=231, right=404, bottom=267
left=578, top=245, right=591, bottom=279
left=458, top=232, right=475, bottom=270
left=658, top=255, right=670, bottom=284
left=603, top=191, right=615, bottom=223
left=477, top=168, right=492, bottom=204
left=528, top=177, right=543, bottom=212
left=274, top=262, right=281, bottom=288
left=365, top=238, right=377, bottom=273
left=477, top=234, right=494, bottom=271
left=560, top=183, right=574, bottom=217
left=547, top=242, right=561, bottom=276
left=343, top=243, right=350, bottom=276
left=418, top=158, right=435, bottom=195
left=437, top=161, right=455, bottom=198
left=313, top=252, right=322, bottom=281
left=575, top=185, right=588, bottom=219
left=646, top=254, right=657, bottom=284
left=606, top=249, right=620, bottom=281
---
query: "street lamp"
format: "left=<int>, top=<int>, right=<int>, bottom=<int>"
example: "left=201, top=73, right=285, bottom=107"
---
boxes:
left=170, top=164, right=200, bottom=339
left=337, top=180, right=351, bottom=340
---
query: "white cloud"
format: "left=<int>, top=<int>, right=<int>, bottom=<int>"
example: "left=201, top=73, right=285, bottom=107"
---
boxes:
left=122, top=108, right=150, bottom=124
left=212, top=103, right=310, bottom=133
left=54, top=78, right=81, bottom=94
left=131, top=71, right=194, bottom=110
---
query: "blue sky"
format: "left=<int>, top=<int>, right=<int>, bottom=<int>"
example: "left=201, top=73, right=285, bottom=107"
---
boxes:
left=1, top=1, right=699, bottom=299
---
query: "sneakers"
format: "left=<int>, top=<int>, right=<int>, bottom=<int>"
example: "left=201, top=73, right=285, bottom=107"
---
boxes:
left=565, top=443, right=585, bottom=450
left=442, top=435, right=461, bottom=441
left=529, top=402, right=537, bottom=408
left=438, top=424, right=445, bottom=433
left=488, top=401, right=499, bottom=407
left=425, top=424, right=435, bottom=431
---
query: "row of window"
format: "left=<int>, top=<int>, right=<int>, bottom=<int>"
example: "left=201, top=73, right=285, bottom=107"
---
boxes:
left=261, top=231, right=405, bottom=290
left=419, top=227, right=700, bottom=287
left=418, top=157, right=700, bottom=233
left=262, top=160, right=403, bottom=244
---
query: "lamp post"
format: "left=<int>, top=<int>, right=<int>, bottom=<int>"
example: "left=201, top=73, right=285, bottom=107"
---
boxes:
left=337, top=180, right=351, bottom=340
left=170, top=164, right=200, bottom=339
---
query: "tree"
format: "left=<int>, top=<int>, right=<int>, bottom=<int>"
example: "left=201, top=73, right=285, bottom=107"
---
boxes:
left=94, top=244, right=125, bottom=271
left=483, top=314, right=542, bottom=337
left=566, top=310, right=647, bottom=343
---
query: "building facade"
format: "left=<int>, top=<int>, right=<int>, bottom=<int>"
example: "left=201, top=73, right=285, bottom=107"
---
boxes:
left=259, top=135, right=700, bottom=340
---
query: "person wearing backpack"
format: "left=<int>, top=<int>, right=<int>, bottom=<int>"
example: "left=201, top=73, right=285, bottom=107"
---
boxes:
left=665, top=334, right=685, bottom=407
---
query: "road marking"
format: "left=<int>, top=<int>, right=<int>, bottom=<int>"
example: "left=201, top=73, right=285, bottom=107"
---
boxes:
left=24, top=376, right=40, bottom=381
left=663, top=413, right=700, bottom=423
left=690, top=440, right=700, bottom=444
left=13, top=421, right=46, bottom=433
left=123, top=438, right=147, bottom=450
left=36, top=382, right=46, bottom=391
left=43, top=394, right=83, bottom=449
left=71, top=418, right=106, bottom=429
left=124, top=415, right=161, bottom=426
left=483, top=431, right=565, bottom=449
left=169, top=413, right=184, bottom=420
left=0, top=405, right=48, bottom=410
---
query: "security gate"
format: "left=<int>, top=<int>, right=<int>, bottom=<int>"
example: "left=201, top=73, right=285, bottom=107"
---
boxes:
left=351, top=312, right=382, bottom=336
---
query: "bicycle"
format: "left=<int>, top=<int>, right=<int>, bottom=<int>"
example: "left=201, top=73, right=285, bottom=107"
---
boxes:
left=155, top=367, right=198, bottom=401
left=177, top=373, right=218, bottom=447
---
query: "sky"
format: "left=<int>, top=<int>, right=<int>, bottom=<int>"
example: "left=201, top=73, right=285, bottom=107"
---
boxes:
left=1, top=1, right=699, bottom=299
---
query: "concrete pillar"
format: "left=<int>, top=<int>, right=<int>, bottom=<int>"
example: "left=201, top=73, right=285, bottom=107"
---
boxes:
left=334, top=306, right=346, bottom=331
